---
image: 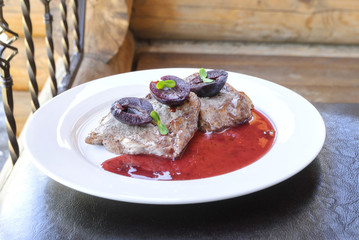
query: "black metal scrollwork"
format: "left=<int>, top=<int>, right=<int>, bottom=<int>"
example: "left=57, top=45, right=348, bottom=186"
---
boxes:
left=0, top=0, right=85, bottom=164
left=21, top=0, right=40, bottom=112
left=41, top=0, right=57, bottom=97
left=60, top=0, right=70, bottom=74
left=0, top=0, right=19, bottom=164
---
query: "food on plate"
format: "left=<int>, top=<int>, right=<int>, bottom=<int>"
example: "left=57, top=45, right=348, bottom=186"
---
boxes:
left=196, top=83, right=253, bottom=132
left=110, top=97, right=153, bottom=126
left=85, top=92, right=200, bottom=159
left=186, top=69, right=228, bottom=97
left=85, top=68, right=270, bottom=180
left=185, top=69, right=253, bottom=132
left=149, top=75, right=190, bottom=106
left=102, top=109, right=276, bottom=180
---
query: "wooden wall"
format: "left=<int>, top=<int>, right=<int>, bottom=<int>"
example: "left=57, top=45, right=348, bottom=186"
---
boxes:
left=4, top=0, right=45, bottom=37
left=3, top=0, right=63, bottom=92
left=130, top=0, right=359, bottom=44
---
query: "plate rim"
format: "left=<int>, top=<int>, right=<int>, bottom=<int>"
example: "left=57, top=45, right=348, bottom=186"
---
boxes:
left=23, top=68, right=326, bottom=205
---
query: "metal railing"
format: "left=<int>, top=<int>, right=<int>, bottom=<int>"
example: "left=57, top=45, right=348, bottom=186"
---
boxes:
left=0, top=0, right=86, bottom=165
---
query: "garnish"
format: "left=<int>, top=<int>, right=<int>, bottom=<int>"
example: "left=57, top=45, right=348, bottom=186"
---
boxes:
left=199, top=68, right=214, bottom=83
left=150, top=76, right=191, bottom=107
left=156, top=80, right=176, bottom=89
left=150, top=111, right=169, bottom=135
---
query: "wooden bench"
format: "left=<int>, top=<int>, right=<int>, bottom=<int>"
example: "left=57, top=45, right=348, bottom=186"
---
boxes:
left=4, top=0, right=359, bottom=135
left=73, top=0, right=359, bottom=103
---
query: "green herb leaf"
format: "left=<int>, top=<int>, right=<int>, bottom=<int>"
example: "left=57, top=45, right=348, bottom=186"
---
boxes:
left=150, top=111, right=161, bottom=124
left=199, top=68, right=207, bottom=79
left=150, top=111, right=169, bottom=135
left=158, top=123, right=169, bottom=135
left=156, top=81, right=165, bottom=89
left=164, top=80, right=176, bottom=88
left=199, top=68, right=214, bottom=83
left=202, top=78, right=214, bottom=83
left=156, top=80, right=176, bottom=89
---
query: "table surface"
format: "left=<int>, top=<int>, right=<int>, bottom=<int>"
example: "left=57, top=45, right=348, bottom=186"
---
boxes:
left=0, top=103, right=358, bottom=239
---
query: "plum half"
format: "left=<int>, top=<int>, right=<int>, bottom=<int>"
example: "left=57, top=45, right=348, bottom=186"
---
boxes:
left=111, top=97, right=153, bottom=126
left=149, top=75, right=190, bottom=106
left=186, top=69, right=228, bottom=97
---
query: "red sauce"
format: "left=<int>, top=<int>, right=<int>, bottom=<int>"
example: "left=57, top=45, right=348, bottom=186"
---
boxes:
left=102, top=109, right=276, bottom=180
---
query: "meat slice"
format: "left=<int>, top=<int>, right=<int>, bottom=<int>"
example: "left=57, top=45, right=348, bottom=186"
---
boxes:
left=85, top=92, right=201, bottom=159
left=190, top=82, right=253, bottom=132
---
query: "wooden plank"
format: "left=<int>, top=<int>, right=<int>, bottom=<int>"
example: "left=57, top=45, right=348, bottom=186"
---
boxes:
left=5, top=0, right=134, bottom=90
left=3, top=0, right=67, bottom=38
left=12, top=91, right=32, bottom=136
left=131, top=0, right=359, bottom=11
left=4, top=0, right=47, bottom=37
left=8, top=85, right=61, bottom=137
left=5, top=0, right=85, bottom=91
left=72, top=0, right=134, bottom=86
left=3, top=0, right=65, bottom=91
left=5, top=0, right=134, bottom=136
left=84, top=0, right=132, bottom=61
left=72, top=31, right=135, bottom=86
left=10, top=37, right=59, bottom=92
left=135, top=52, right=359, bottom=103
left=131, top=0, right=359, bottom=44
left=136, top=40, right=359, bottom=58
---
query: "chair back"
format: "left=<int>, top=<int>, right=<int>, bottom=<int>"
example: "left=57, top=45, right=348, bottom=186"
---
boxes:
left=0, top=0, right=86, bottom=164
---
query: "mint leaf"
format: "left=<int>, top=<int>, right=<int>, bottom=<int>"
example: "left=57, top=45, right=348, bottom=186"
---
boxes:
left=164, top=80, right=176, bottom=88
left=156, top=81, right=165, bottom=89
left=150, top=111, right=161, bottom=124
left=150, top=111, right=168, bottom=135
left=156, top=80, right=176, bottom=89
left=199, top=68, right=214, bottom=83
left=202, top=77, right=214, bottom=83
left=199, top=68, right=207, bottom=79
left=158, top=123, right=169, bottom=135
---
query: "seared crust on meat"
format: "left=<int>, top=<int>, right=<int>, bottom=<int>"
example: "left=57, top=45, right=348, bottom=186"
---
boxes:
left=85, top=92, right=201, bottom=159
left=196, top=83, right=253, bottom=132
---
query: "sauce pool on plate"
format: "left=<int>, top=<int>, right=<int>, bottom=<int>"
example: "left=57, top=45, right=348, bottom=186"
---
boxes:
left=102, top=109, right=276, bottom=180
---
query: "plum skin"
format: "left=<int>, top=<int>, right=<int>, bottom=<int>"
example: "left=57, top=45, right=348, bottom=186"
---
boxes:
left=187, top=69, right=228, bottom=97
left=149, top=75, right=190, bottom=106
left=111, top=97, right=153, bottom=126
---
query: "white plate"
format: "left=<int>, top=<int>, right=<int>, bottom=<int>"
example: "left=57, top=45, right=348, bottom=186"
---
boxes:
left=24, top=68, right=326, bottom=205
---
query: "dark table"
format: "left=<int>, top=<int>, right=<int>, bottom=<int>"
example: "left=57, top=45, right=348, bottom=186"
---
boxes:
left=0, top=103, right=358, bottom=239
